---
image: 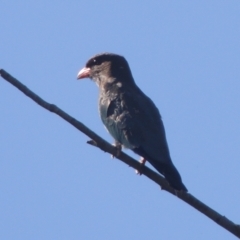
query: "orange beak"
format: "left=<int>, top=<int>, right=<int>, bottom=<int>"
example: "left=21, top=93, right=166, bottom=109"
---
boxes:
left=77, top=67, right=91, bottom=79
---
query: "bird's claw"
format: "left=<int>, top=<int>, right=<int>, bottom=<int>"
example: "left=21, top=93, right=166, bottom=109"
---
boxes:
left=135, top=157, right=147, bottom=175
left=111, top=142, right=122, bottom=158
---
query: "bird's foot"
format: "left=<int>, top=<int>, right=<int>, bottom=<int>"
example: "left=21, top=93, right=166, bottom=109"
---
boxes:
left=135, top=157, right=147, bottom=175
left=111, top=142, right=122, bottom=158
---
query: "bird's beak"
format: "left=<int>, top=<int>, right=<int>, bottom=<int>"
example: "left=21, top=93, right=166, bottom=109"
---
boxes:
left=77, top=67, right=91, bottom=79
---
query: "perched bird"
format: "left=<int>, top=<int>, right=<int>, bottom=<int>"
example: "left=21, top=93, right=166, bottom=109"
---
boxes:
left=77, top=53, right=187, bottom=192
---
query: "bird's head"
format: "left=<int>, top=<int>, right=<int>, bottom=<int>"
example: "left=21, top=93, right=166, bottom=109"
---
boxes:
left=77, top=53, right=135, bottom=89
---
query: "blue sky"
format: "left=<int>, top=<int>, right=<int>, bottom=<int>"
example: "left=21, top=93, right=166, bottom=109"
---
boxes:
left=1, top=1, right=240, bottom=239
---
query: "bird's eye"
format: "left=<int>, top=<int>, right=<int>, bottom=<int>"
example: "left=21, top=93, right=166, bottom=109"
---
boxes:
left=92, top=58, right=101, bottom=65
left=89, top=57, right=104, bottom=66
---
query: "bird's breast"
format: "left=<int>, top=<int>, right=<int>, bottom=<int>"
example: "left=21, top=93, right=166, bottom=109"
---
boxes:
left=98, top=92, right=133, bottom=148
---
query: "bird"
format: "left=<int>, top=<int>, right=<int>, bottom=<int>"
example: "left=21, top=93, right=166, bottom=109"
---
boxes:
left=77, top=53, right=187, bottom=192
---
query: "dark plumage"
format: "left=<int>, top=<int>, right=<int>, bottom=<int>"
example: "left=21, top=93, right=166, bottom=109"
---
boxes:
left=77, top=53, right=187, bottom=191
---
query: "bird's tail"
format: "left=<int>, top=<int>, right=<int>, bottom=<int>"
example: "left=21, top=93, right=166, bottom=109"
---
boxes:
left=150, top=161, right=188, bottom=192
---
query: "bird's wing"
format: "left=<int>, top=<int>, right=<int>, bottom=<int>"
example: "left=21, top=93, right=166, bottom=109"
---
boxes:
left=100, top=88, right=171, bottom=163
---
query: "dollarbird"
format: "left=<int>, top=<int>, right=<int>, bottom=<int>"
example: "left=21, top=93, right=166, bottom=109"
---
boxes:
left=77, top=53, right=187, bottom=192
